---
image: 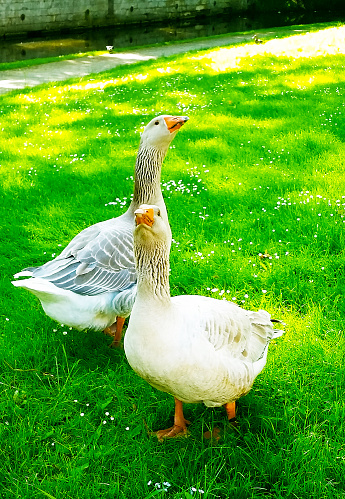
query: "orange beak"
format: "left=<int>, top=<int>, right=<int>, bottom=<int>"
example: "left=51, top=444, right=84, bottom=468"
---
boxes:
left=164, top=116, right=189, bottom=133
left=135, top=207, right=154, bottom=227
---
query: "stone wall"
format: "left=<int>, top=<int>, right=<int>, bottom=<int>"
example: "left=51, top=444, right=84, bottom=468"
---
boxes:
left=0, top=0, right=248, bottom=37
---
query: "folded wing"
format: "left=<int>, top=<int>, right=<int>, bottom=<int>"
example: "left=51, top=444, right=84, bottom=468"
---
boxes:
left=15, top=214, right=136, bottom=296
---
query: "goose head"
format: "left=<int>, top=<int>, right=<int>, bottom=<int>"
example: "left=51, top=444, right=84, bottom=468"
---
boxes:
left=139, top=115, right=189, bottom=151
left=134, top=204, right=170, bottom=248
left=134, top=204, right=171, bottom=298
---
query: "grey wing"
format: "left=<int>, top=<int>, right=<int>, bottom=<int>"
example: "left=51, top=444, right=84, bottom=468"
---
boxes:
left=28, top=215, right=136, bottom=295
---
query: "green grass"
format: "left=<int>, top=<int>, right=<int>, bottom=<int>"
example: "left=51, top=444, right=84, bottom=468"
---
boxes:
left=1, top=23, right=345, bottom=499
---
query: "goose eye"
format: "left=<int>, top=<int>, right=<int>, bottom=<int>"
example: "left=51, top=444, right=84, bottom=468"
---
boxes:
left=157, top=210, right=161, bottom=216
left=154, top=121, right=159, bottom=125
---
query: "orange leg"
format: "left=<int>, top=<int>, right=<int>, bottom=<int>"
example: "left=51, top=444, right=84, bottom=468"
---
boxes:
left=224, top=401, right=236, bottom=420
left=104, top=316, right=126, bottom=348
left=155, top=398, right=190, bottom=441
left=224, top=401, right=238, bottom=427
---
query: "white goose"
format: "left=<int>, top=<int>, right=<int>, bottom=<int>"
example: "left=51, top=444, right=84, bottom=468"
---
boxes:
left=12, top=115, right=188, bottom=347
left=124, top=205, right=284, bottom=439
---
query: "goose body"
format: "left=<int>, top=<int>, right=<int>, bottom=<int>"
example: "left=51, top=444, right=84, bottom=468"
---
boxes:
left=124, top=205, right=284, bottom=438
left=13, top=276, right=137, bottom=331
left=127, top=294, right=276, bottom=406
left=12, top=116, right=188, bottom=345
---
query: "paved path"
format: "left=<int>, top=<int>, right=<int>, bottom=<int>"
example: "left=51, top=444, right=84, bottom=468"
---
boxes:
left=0, top=28, right=308, bottom=95
left=0, top=33, right=247, bottom=95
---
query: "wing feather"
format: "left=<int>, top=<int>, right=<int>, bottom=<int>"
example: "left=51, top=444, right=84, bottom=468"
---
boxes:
left=173, top=295, right=279, bottom=362
left=19, top=212, right=136, bottom=295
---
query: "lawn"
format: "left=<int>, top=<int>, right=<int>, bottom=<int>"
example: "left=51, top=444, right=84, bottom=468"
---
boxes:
left=1, top=23, right=345, bottom=499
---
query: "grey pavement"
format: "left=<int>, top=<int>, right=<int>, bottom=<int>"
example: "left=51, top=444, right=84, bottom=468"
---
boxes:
left=0, top=28, right=308, bottom=95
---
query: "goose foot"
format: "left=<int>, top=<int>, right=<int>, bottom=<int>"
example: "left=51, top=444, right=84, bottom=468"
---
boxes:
left=104, top=316, right=125, bottom=348
left=203, top=427, right=221, bottom=442
left=103, top=323, right=116, bottom=337
left=155, top=424, right=189, bottom=441
left=154, top=398, right=190, bottom=441
left=203, top=418, right=238, bottom=442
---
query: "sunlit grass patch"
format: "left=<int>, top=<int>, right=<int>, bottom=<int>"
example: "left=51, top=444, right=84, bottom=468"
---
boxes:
left=194, top=25, right=345, bottom=74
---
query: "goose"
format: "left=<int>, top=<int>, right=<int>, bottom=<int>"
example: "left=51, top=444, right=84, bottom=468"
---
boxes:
left=12, top=115, right=188, bottom=347
left=124, top=205, right=284, bottom=439
left=252, top=34, right=263, bottom=44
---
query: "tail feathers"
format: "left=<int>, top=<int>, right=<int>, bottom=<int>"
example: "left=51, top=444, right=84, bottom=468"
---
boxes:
left=271, top=319, right=285, bottom=339
left=13, top=269, right=35, bottom=278
left=247, top=310, right=285, bottom=363
left=28, top=257, right=74, bottom=279
left=272, top=328, right=284, bottom=338
left=12, top=277, right=68, bottom=301
left=271, top=318, right=286, bottom=326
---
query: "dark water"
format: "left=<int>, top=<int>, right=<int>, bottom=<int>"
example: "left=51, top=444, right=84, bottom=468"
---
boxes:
left=0, top=9, right=344, bottom=64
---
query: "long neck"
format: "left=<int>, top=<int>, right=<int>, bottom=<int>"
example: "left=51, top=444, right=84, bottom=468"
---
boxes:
left=135, top=241, right=170, bottom=304
left=130, top=144, right=167, bottom=210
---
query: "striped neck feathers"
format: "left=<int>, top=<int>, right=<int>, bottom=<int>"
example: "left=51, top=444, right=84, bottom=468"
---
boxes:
left=135, top=239, right=170, bottom=304
left=132, top=145, right=166, bottom=206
